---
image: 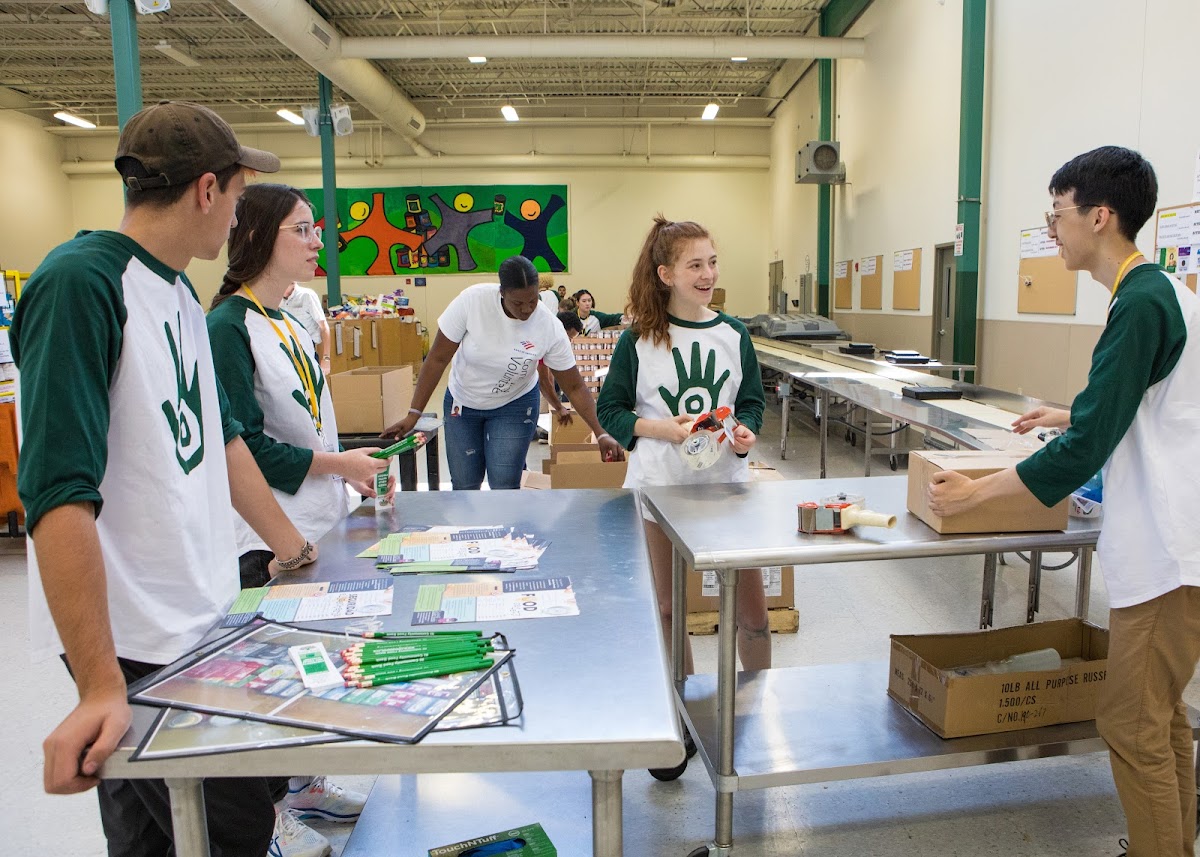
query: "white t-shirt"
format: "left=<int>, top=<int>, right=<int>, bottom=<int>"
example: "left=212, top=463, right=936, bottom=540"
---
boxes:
left=440, top=283, right=576, bottom=410
left=539, top=289, right=560, bottom=313
left=280, top=284, right=326, bottom=345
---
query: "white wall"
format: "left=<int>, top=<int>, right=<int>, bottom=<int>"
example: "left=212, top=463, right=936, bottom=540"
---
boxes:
left=768, top=68, right=822, bottom=302
left=984, top=0, right=1200, bottom=326
left=0, top=110, right=73, bottom=274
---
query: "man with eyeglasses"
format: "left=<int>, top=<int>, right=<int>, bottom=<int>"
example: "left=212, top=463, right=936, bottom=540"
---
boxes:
left=929, top=146, right=1200, bottom=857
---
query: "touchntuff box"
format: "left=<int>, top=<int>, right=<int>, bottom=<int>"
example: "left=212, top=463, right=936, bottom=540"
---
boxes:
left=888, top=618, right=1109, bottom=738
left=429, top=822, right=556, bottom=856
left=907, top=449, right=1068, bottom=534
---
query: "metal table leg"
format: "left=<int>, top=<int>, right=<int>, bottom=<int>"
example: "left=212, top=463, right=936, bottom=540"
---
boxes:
left=819, top=390, right=829, bottom=479
left=398, top=450, right=418, bottom=492
left=426, top=432, right=441, bottom=490
left=165, top=777, right=210, bottom=857
left=863, top=408, right=872, bottom=477
left=1026, top=550, right=1043, bottom=623
left=779, top=383, right=790, bottom=461
left=672, top=549, right=687, bottom=685
left=589, top=769, right=623, bottom=857
left=979, top=553, right=997, bottom=629
left=713, top=568, right=739, bottom=853
left=1075, top=547, right=1093, bottom=619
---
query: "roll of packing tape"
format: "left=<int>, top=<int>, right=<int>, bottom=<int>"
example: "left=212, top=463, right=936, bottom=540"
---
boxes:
left=821, top=492, right=865, bottom=507
left=680, top=431, right=722, bottom=470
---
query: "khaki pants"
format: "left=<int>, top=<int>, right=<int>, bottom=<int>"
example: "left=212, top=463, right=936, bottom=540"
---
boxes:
left=1098, top=585, right=1200, bottom=857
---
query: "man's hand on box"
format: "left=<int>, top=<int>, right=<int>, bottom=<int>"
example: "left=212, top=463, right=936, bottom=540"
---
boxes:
left=927, top=470, right=978, bottom=517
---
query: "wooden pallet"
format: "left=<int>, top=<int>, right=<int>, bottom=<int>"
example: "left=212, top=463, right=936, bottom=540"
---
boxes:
left=686, top=607, right=799, bottom=636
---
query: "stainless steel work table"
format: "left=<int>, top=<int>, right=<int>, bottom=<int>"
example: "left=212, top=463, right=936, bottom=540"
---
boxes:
left=640, top=475, right=1133, bottom=857
left=102, top=488, right=683, bottom=857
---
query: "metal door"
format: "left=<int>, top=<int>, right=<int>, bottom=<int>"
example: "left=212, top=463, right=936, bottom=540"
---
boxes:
left=932, top=245, right=957, bottom=362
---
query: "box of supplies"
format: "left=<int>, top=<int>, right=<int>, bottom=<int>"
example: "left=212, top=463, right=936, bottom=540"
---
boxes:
left=329, top=366, right=414, bottom=434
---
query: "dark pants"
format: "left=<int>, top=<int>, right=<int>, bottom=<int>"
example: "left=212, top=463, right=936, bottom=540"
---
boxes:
left=65, top=657, right=289, bottom=857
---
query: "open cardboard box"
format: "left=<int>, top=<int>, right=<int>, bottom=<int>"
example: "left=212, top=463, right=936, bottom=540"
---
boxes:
left=907, top=449, right=1068, bottom=533
left=329, top=365, right=414, bottom=434
left=888, top=618, right=1109, bottom=738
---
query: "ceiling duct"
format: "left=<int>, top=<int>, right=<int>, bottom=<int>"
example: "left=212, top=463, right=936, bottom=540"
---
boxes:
left=224, top=0, right=430, bottom=154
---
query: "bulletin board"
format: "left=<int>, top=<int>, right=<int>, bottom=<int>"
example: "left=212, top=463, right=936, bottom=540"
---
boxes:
left=834, top=260, right=852, bottom=309
left=1017, top=225, right=1076, bottom=314
left=892, top=248, right=922, bottom=311
left=1153, top=203, right=1200, bottom=293
left=860, top=255, right=883, bottom=310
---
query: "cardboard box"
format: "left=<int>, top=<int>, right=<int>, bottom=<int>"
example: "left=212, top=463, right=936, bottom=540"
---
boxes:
left=907, top=449, right=1068, bottom=533
left=887, top=618, right=1109, bottom=739
left=429, top=822, right=556, bottom=856
left=329, top=366, right=414, bottom=434
left=685, top=566, right=795, bottom=613
left=329, top=319, right=377, bottom=376
left=548, top=459, right=628, bottom=489
left=520, top=470, right=552, bottom=490
left=376, top=317, right=425, bottom=366
left=549, top=416, right=594, bottom=446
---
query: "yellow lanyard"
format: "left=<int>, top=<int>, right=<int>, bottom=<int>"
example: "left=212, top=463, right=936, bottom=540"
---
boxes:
left=242, top=286, right=322, bottom=432
left=1110, top=250, right=1143, bottom=305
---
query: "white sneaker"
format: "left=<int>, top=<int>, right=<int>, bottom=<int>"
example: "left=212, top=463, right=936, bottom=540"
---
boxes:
left=269, top=809, right=331, bottom=857
left=284, top=775, right=367, bottom=823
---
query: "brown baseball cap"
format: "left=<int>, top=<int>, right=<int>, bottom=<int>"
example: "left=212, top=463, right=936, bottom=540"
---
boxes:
left=115, top=100, right=280, bottom=190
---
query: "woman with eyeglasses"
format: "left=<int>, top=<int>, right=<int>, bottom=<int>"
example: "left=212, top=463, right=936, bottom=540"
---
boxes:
left=208, top=183, right=389, bottom=589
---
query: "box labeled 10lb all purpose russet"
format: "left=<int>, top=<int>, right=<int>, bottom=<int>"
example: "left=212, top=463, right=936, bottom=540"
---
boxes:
left=907, top=449, right=1068, bottom=533
left=887, top=618, right=1109, bottom=739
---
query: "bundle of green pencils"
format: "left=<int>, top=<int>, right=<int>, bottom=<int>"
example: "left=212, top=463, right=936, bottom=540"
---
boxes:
left=369, top=432, right=427, bottom=460
left=338, top=630, right=493, bottom=688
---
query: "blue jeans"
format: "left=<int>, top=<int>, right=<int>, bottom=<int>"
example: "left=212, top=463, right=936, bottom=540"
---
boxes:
left=443, top=387, right=538, bottom=490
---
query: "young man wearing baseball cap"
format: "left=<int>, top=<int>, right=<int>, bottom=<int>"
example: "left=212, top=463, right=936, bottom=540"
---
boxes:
left=12, top=101, right=327, bottom=856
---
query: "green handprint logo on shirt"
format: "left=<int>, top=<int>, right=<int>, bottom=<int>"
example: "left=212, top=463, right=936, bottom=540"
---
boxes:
left=160, top=312, right=205, bottom=474
left=658, top=341, right=730, bottom=416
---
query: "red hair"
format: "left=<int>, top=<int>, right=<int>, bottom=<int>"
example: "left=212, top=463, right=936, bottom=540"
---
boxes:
left=625, top=215, right=711, bottom=348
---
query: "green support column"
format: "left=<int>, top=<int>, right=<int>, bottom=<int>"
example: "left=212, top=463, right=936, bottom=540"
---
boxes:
left=816, top=0, right=871, bottom=318
left=954, top=0, right=987, bottom=378
left=817, top=58, right=833, bottom=317
left=109, top=0, right=142, bottom=129
left=319, top=75, right=342, bottom=306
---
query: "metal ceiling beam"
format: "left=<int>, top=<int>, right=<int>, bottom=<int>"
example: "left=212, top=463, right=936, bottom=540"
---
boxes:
left=341, top=34, right=864, bottom=60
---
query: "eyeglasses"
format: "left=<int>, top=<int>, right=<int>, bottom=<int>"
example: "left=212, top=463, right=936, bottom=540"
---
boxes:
left=279, top=222, right=323, bottom=242
left=1044, top=204, right=1095, bottom=229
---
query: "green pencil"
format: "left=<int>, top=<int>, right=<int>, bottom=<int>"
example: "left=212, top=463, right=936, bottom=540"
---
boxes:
left=346, top=656, right=492, bottom=686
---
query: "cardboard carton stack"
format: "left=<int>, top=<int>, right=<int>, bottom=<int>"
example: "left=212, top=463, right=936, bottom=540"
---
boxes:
left=709, top=287, right=726, bottom=312
left=571, top=331, right=620, bottom=398
left=520, top=418, right=629, bottom=489
left=329, top=317, right=424, bottom=377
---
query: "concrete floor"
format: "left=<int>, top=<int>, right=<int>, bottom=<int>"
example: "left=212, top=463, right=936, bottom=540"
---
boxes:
left=9, top=397, right=1195, bottom=856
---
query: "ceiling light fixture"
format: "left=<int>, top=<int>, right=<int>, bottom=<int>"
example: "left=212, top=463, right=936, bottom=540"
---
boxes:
left=701, top=102, right=719, bottom=121
left=468, top=56, right=487, bottom=64
left=276, top=108, right=305, bottom=125
left=501, top=104, right=519, bottom=122
left=53, top=111, right=96, bottom=129
left=730, top=56, right=748, bottom=62
left=154, top=39, right=200, bottom=67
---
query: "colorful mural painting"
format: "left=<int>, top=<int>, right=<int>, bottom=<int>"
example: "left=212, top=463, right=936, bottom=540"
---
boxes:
left=305, top=185, right=568, bottom=277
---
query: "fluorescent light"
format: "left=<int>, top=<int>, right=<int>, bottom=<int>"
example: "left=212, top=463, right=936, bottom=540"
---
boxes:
left=730, top=56, right=748, bottom=62
left=53, top=111, right=95, bottom=129
left=468, top=56, right=487, bottom=64
left=701, top=102, right=719, bottom=121
left=501, top=104, right=519, bottom=122
left=276, top=109, right=305, bottom=125
left=154, top=39, right=200, bottom=67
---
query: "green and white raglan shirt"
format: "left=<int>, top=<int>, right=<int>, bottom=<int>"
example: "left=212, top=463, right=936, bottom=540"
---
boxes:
left=1016, top=264, right=1200, bottom=608
left=597, top=312, right=765, bottom=492
left=207, top=296, right=351, bottom=555
left=581, top=310, right=624, bottom=336
left=13, top=231, right=242, bottom=665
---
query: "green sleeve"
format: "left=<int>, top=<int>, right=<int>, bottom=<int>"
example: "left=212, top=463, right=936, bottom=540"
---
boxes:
left=11, top=250, right=125, bottom=533
left=1016, top=282, right=1185, bottom=506
left=207, top=307, right=313, bottom=495
left=215, top=378, right=244, bottom=445
left=731, top=318, right=765, bottom=434
left=593, top=310, right=624, bottom=329
left=596, top=328, right=642, bottom=450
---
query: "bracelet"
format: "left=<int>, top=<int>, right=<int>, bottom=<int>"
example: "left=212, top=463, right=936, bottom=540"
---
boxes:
left=408, top=408, right=424, bottom=416
left=597, top=433, right=613, bottom=441
left=275, top=540, right=314, bottom=571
